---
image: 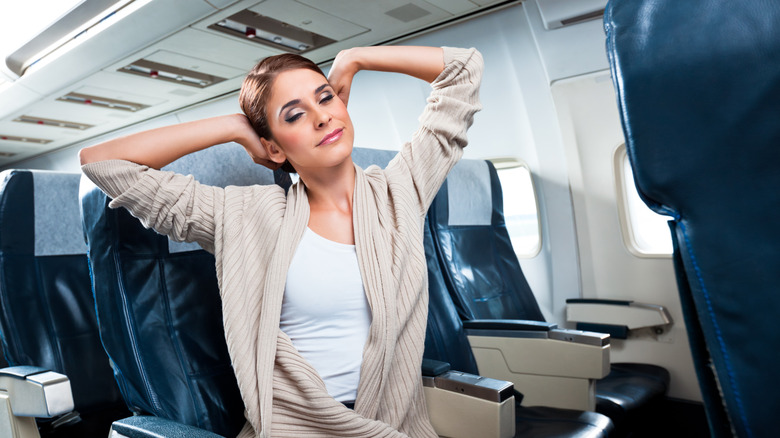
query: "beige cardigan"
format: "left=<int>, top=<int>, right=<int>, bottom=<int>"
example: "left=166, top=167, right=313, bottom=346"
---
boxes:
left=82, top=47, right=483, bottom=438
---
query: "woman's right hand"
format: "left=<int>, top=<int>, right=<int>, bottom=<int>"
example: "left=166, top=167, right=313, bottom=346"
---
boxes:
left=231, top=114, right=281, bottom=170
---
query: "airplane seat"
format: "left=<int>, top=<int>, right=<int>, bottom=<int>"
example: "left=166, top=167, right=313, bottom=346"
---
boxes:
left=422, top=215, right=614, bottom=437
left=426, top=159, right=669, bottom=431
left=0, top=169, right=130, bottom=436
left=604, top=0, right=780, bottom=436
left=79, top=144, right=279, bottom=437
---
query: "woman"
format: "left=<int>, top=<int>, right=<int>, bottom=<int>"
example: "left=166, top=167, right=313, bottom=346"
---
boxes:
left=80, top=45, right=483, bottom=437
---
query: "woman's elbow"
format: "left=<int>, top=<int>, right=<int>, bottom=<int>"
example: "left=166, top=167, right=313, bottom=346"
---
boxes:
left=79, top=146, right=98, bottom=166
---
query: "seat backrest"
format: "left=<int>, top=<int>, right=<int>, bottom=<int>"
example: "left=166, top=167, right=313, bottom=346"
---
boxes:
left=353, top=147, right=481, bottom=374
left=427, top=159, right=545, bottom=322
left=80, top=144, right=279, bottom=436
left=79, top=145, right=398, bottom=435
left=0, top=169, right=124, bottom=414
left=423, top=216, right=479, bottom=375
left=605, top=1, right=780, bottom=436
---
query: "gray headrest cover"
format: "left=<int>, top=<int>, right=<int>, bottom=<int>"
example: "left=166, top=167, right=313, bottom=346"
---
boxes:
left=447, top=159, right=492, bottom=227
left=163, top=143, right=276, bottom=253
left=34, top=171, right=87, bottom=256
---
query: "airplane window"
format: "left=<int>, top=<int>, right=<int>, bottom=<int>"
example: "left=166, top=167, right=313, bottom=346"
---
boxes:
left=616, top=146, right=674, bottom=256
left=493, top=160, right=541, bottom=258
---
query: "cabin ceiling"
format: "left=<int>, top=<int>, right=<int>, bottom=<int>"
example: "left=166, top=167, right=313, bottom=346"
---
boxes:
left=0, top=0, right=518, bottom=167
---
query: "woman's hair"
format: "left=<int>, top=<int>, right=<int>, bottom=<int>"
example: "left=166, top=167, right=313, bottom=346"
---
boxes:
left=239, top=53, right=326, bottom=173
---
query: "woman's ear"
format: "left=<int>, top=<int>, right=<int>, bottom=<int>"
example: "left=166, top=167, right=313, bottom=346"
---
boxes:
left=260, top=137, right=287, bottom=165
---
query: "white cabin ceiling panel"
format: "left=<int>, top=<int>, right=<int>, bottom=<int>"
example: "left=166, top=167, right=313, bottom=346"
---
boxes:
left=469, top=0, right=511, bottom=6
left=0, top=126, right=54, bottom=145
left=0, top=84, right=44, bottom=120
left=18, top=99, right=125, bottom=127
left=84, top=70, right=226, bottom=106
left=537, top=0, right=606, bottom=30
left=149, top=28, right=277, bottom=71
left=114, top=50, right=246, bottom=88
left=247, top=0, right=369, bottom=41
left=203, top=0, right=244, bottom=8
left=296, top=0, right=451, bottom=27
left=422, top=0, right=479, bottom=15
left=14, top=0, right=219, bottom=96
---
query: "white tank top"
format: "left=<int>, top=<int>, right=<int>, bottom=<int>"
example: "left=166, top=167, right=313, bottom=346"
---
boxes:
left=280, top=227, right=371, bottom=402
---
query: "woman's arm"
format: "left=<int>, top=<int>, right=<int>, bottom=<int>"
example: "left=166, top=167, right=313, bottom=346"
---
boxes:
left=327, top=46, right=445, bottom=105
left=78, top=113, right=276, bottom=170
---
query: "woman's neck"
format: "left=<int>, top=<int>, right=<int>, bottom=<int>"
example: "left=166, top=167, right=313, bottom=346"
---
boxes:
left=298, top=159, right=356, bottom=215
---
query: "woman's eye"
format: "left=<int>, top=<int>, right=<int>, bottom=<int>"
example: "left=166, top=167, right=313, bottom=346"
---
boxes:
left=320, top=94, right=334, bottom=104
left=285, top=112, right=303, bottom=123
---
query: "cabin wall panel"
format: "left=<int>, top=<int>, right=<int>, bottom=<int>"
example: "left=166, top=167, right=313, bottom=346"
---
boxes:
left=551, top=71, right=700, bottom=401
left=2, top=3, right=585, bottom=327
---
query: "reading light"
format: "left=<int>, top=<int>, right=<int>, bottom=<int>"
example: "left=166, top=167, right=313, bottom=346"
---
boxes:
left=0, top=134, right=52, bottom=145
left=208, top=10, right=335, bottom=53
left=57, top=92, right=148, bottom=112
left=119, top=59, right=226, bottom=88
left=14, top=115, right=93, bottom=130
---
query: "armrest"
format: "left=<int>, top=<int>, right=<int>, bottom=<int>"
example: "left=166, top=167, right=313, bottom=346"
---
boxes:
left=421, top=358, right=451, bottom=377
left=424, top=370, right=515, bottom=438
left=0, top=366, right=74, bottom=417
left=465, top=325, right=610, bottom=411
left=463, top=319, right=557, bottom=332
left=1, top=366, right=75, bottom=438
left=566, top=299, right=673, bottom=339
left=110, top=415, right=225, bottom=438
left=465, top=319, right=609, bottom=347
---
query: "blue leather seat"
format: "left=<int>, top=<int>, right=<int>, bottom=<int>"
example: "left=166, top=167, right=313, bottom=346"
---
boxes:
left=357, top=148, right=614, bottom=437
left=423, top=215, right=614, bottom=437
left=80, top=144, right=284, bottom=437
left=426, top=159, right=669, bottom=432
left=605, top=1, right=780, bottom=436
left=0, top=169, right=129, bottom=436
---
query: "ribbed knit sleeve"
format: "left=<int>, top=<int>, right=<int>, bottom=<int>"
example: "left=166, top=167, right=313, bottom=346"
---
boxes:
left=81, top=159, right=224, bottom=254
left=386, top=46, right=483, bottom=215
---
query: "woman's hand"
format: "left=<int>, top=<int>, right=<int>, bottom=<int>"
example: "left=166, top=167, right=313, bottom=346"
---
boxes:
left=231, top=114, right=281, bottom=170
left=328, top=48, right=360, bottom=106
left=326, top=46, right=445, bottom=107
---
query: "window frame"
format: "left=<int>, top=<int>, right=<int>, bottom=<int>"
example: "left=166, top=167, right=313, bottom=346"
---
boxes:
left=613, top=144, right=673, bottom=258
left=489, top=157, right=542, bottom=259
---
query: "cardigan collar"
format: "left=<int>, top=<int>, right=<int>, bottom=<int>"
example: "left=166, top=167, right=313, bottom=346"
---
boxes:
left=252, top=162, right=397, bottom=434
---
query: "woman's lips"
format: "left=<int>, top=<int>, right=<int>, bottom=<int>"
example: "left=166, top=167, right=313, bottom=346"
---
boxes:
left=317, top=128, right=343, bottom=146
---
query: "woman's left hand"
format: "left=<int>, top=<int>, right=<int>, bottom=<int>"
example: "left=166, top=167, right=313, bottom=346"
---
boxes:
left=328, top=48, right=361, bottom=106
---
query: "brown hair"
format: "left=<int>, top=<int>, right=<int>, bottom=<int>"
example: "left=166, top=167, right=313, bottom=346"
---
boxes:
left=239, top=53, right=326, bottom=173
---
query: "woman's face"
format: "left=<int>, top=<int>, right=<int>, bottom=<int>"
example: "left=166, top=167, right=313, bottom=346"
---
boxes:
left=264, top=68, right=354, bottom=173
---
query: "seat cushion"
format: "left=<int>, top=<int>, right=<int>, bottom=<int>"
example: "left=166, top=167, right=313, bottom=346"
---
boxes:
left=516, top=405, right=613, bottom=438
left=595, top=363, right=670, bottom=430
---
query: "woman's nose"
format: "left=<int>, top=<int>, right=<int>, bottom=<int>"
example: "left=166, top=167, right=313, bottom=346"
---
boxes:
left=314, top=108, right=332, bottom=128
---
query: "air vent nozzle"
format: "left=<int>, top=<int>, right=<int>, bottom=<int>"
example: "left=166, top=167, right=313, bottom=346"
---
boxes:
left=208, top=10, right=335, bottom=53
left=119, top=59, right=227, bottom=88
left=14, top=115, right=93, bottom=130
left=0, top=134, right=52, bottom=145
left=57, top=92, right=148, bottom=112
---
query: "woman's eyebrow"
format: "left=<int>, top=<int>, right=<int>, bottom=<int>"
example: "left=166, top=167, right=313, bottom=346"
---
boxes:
left=279, top=84, right=330, bottom=114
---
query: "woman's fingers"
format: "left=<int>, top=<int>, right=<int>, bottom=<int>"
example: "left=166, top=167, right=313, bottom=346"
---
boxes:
left=328, top=49, right=358, bottom=107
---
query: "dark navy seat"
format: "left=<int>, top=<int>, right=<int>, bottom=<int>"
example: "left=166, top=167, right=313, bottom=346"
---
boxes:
left=605, top=1, right=780, bottom=436
left=81, top=143, right=614, bottom=437
left=426, top=159, right=669, bottom=432
left=423, top=215, right=614, bottom=437
left=79, top=144, right=283, bottom=437
left=0, top=169, right=129, bottom=436
left=359, top=148, right=615, bottom=437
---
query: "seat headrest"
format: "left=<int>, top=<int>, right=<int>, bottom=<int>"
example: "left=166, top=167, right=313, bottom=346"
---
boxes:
left=0, top=170, right=85, bottom=256
left=443, top=159, right=495, bottom=226
left=351, top=147, right=397, bottom=170
left=606, top=0, right=780, bottom=216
